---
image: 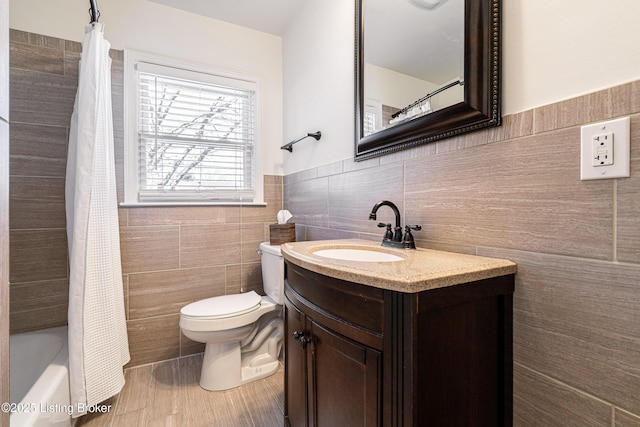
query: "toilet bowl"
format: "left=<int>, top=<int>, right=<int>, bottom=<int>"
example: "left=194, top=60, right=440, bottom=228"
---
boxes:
left=179, top=241, right=285, bottom=391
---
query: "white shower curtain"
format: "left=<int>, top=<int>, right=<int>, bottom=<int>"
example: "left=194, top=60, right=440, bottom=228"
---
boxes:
left=66, top=23, right=130, bottom=418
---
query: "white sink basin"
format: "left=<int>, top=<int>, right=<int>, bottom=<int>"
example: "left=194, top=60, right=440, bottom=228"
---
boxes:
left=312, top=248, right=405, bottom=262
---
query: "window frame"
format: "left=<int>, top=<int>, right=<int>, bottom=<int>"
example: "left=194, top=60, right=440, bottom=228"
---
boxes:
left=123, top=49, right=264, bottom=206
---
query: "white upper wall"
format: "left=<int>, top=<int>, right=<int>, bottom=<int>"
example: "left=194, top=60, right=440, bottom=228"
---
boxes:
left=282, top=0, right=355, bottom=171
left=282, top=0, right=640, bottom=174
left=9, top=0, right=285, bottom=176
left=11, top=0, right=640, bottom=176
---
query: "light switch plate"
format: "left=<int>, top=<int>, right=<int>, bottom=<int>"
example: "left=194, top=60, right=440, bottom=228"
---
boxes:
left=580, top=117, right=630, bottom=180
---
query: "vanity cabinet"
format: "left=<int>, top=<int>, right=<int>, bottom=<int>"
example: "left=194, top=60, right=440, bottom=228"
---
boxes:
left=284, top=261, right=515, bottom=427
left=285, top=262, right=384, bottom=427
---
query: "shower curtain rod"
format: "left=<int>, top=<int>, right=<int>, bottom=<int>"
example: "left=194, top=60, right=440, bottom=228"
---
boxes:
left=89, top=0, right=100, bottom=23
left=391, top=79, right=464, bottom=119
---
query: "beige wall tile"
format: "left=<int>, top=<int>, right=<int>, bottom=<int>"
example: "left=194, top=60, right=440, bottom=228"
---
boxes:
left=617, top=152, right=640, bottom=263
left=120, top=226, right=180, bottom=274
left=127, top=206, right=236, bottom=226
left=514, top=364, right=611, bottom=427
left=9, top=229, right=68, bottom=282
left=0, top=115, right=9, bottom=427
left=480, top=247, right=640, bottom=415
left=283, top=176, right=329, bottom=228
left=9, top=68, right=75, bottom=127
left=10, top=176, right=65, bottom=229
left=242, top=222, right=267, bottom=263
left=9, top=122, right=68, bottom=177
left=303, top=225, right=358, bottom=242
left=615, top=408, right=640, bottom=427
left=128, top=267, right=226, bottom=320
left=436, top=128, right=490, bottom=154
left=9, top=279, right=68, bottom=334
left=328, top=162, right=404, bottom=235
left=126, top=315, right=181, bottom=367
left=610, top=80, right=640, bottom=118
left=9, top=35, right=64, bottom=75
left=405, top=129, right=614, bottom=259
left=533, top=89, right=613, bottom=134
left=315, top=160, right=343, bottom=178
left=485, top=109, right=534, bottom=143
left=179, top=223, right=241, bottom=268
left=241, top=262, right=263, bottom=295
left=26, top=33, right=65, bottom=50
left=225, top=264, right=242, bottom=295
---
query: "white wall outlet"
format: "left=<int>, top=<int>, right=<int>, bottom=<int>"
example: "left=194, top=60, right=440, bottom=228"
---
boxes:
left=591, top=132, right=614, bottom=166
left=580, top=117, right=630, bottom=180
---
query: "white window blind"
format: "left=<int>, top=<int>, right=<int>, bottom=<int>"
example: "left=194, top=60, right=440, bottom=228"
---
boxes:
left=363, top=98, right=382, bottom=137
left=131, top=60, right=258, bottom=203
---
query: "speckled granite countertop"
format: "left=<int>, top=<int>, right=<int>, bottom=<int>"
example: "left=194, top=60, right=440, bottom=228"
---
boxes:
left=281, top=239, right=517, bottom=293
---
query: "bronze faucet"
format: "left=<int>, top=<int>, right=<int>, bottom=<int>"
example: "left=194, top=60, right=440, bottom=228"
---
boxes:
left=369, top=201, right=421, bottom=249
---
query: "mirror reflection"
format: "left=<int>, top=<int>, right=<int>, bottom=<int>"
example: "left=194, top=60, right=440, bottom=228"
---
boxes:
left=363, top=0, right=464, bottom=136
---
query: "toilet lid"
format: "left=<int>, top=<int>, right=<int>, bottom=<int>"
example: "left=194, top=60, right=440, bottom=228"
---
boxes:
left=180, top=291, right=262, bottom=319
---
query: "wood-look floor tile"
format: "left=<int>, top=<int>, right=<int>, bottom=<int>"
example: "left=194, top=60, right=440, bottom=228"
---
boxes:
left=116, top=364, right=153, bottom=415
left=75, top=396, right=118, bottom=427
left=111, top=408, right=148, bottom=427
left=74, top=354, right=283, bottom=427
left=147, top=359, right=181, bottom=420
left=240, top=365, right=284, bottom=427
left=146, top=413, right=184, bottom=427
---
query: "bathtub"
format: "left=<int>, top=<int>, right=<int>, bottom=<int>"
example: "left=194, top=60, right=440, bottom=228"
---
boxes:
left=9, top=326, right=71, bottom=427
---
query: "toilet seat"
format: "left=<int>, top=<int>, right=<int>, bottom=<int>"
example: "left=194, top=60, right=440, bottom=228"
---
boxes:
left=180, top=291, right=262, bottom=320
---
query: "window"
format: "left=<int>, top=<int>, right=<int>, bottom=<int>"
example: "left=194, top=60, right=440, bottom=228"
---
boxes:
left=124, top=50, right=263, bottom=205
left=363, top=98, right=382, bottom=137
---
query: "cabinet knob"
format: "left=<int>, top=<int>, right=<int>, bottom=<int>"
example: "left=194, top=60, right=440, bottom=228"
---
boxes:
left=292, top=331, right=310, bottom=349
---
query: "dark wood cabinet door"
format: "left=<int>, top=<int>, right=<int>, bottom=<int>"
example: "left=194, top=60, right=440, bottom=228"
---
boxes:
left=309, top=321, right=381, bottom=427
left=285, top=298, right=308, bottom=427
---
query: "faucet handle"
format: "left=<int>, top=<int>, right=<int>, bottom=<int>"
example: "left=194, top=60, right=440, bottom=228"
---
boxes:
left=402, top=225, right=422, bottom=246
left=378, top=223, right=394, bottom=240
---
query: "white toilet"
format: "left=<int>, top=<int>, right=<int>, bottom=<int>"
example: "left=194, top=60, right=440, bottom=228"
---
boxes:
left=179, top=241, right=285, bottom=391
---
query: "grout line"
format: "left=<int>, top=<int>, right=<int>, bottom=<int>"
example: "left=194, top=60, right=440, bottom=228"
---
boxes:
left=514, top=362, right=616, bottom=410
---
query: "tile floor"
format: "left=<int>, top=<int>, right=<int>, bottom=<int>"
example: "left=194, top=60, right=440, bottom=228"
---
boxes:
left=76, top=354, right=284, bottom=427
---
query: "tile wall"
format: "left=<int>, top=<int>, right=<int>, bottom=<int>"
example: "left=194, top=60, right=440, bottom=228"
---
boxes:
left=1, top=0, right=10, bottom=423
left=8, top=30, right=283, bottom=367
left=284, top=81, right=640, bottom=425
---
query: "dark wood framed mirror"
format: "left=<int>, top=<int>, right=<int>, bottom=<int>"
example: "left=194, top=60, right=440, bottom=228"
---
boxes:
left=355, top=0, right=500, bottom=160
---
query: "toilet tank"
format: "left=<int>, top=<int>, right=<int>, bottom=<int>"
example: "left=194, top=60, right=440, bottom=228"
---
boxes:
left=259, top=242, right=284, bottom=305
